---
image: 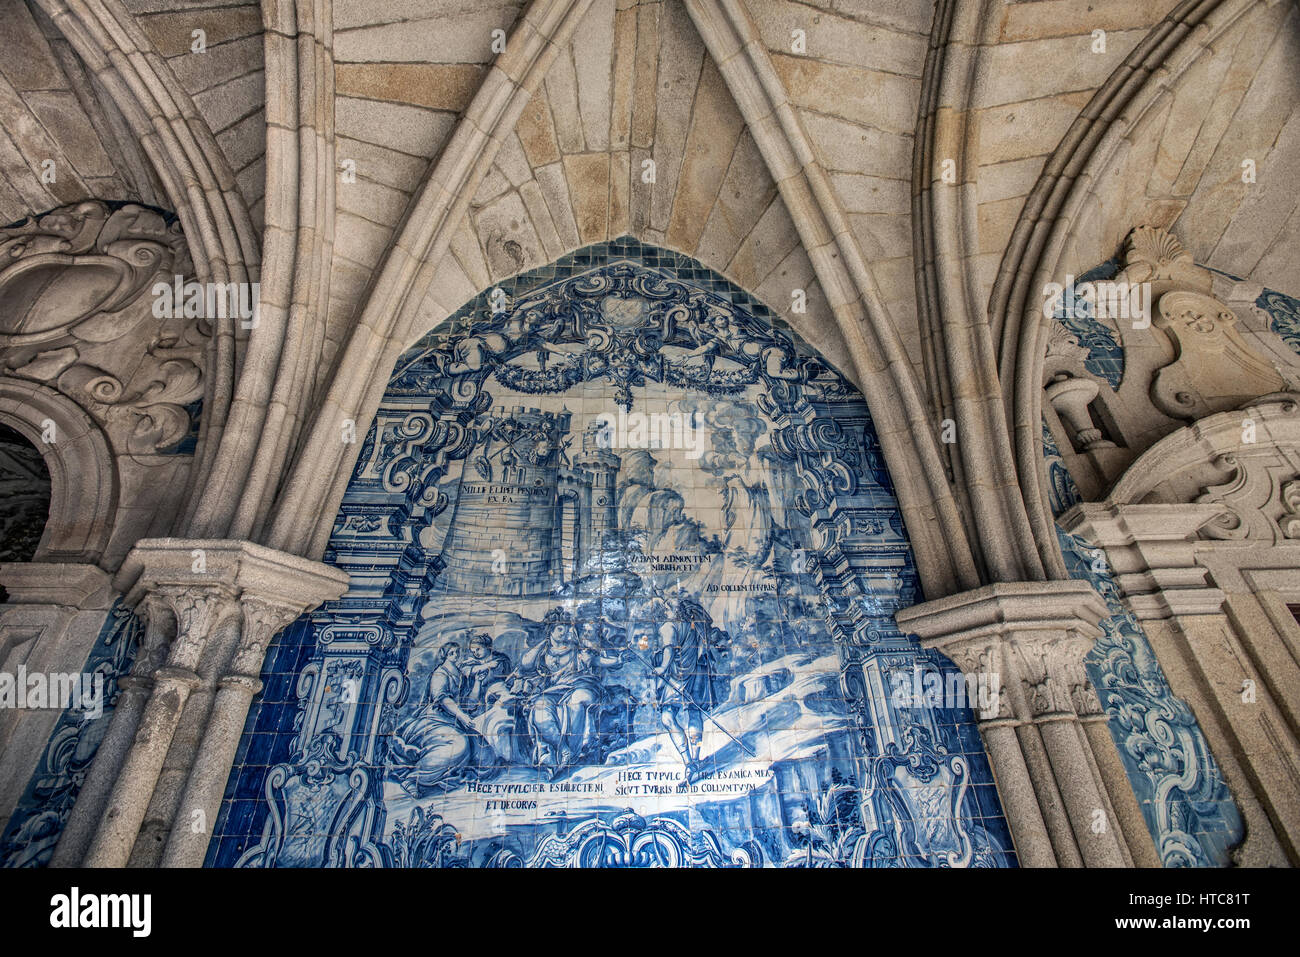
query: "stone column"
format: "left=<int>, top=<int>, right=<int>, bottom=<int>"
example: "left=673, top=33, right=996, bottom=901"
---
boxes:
left=83, top=587, right=235, bottom=867
left=75, top=539, right=349, bottom=868
left=160, top=595, right=303, bottom=867
left=51, top=593, right=173, bottom=866
left=897, top=580, right=1131, bottom=867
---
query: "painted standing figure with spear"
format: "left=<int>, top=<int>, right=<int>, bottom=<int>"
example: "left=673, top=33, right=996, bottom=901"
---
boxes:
left=646, top=587, right=736, bottom=784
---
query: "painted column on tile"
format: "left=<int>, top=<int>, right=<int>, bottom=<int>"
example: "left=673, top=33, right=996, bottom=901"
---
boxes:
left=208, top=240, right=1014, bottom=868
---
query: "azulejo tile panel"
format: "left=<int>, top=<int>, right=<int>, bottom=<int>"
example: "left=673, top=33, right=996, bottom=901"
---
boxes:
left=1256, top=286, right=1300, bottom=358
left=208, top=239, right=1014, bottom=868
left=0, top=604, right=139, bottom=867
left=1043, top=425, right=1243, bottom=866
left=1052, top=258, right=1125, bottom=390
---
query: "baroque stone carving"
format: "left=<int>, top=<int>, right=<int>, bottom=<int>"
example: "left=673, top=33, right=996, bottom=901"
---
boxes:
left=1045, top=374, right=1112, bottom=451
left=0, top=202, right=205, bottom=454
left=1196, top=452, right=1300, bottom=545
left=1150, top=290, right=1285, bottom=421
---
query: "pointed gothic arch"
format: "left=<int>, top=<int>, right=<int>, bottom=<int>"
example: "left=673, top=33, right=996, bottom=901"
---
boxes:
left=209, top=240, right=1014, bottom=868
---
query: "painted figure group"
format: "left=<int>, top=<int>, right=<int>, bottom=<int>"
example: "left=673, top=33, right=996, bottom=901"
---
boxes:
left=389, top=591, right=733, bottom=796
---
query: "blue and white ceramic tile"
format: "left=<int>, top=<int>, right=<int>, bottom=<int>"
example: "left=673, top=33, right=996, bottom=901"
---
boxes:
left=0, top=604, right=139, bottom=867
left=1041, top=422, right=1081, bottom=518
left=207, top=239, right=1014, bottom=868
left=1052, top=258, right=1125, bottom=390
left=1044, top=420, right=1243, bottom=866
left=1255, top=286, right=1300, bottom=359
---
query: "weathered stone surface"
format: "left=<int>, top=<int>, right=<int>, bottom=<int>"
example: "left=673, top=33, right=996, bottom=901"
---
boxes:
left=336, top=63, right=485, bottom=113
left=515, top=91, right=562, bottom=168
left=563, top=152, right=609, bottom=243
left=473, top=189, right=546, bottom=279
left=573, top=0, right=615, bottom=153
left=801, top=109, right=911, bottom=177
left=333, top=1, right=517, bottom=64
left=138, top=5, right=263, bottom=58
left=0, top=4, right=66, bottom=91
left=16, top=92, right=117, bottom=179
left=648, top=0, right=704, bottom=233
left=772, top=55, right=919, bottom=135
left=544, top=47, right=585, bottom=154
left=750, top=0, right=927, bottom=77
left=975, top=91, right=1092, bottom=165
left=193, top=70, right=266, bottom=135
left=335, top=97, right=456, bottom=158
left=168, top=35, right=264, bottom=95
left=665, top=58, right=743, bottom=253
left=334, top=135, right=429, bottom=188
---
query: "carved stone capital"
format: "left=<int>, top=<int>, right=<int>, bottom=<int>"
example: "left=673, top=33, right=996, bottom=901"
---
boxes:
left=126, top=593, right=178, bottom=680
left=114, top=538, right=350, bottom=680
left=153, top=585, right=239, bottom=672
left=896, top=581, right=1109, bottom=723
left=1009, top=632, right=1101, bottom=718
left=229, top=596, right=304, bottom=679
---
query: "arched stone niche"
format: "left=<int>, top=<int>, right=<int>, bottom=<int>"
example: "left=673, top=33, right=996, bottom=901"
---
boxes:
left=0, top=378, right=116, bottom=566
left=0, top=422, right=52, bottom=570
left=209, top=240, right=1015, bottom=868
left=0, top=201, right=208, bottom=571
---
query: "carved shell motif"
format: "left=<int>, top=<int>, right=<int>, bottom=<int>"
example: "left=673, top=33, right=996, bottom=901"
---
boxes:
left=1123, top=225, right=1193, bottom=281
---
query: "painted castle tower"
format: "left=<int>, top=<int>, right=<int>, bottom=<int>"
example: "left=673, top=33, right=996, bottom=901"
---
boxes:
left=436, top=408, right=621, bottom=596
left=556, top=420, right=621, bottom=582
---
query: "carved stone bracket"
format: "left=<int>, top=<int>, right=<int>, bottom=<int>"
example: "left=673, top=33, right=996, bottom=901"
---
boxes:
left=1046, top=374, right=1112, bottom=451
left=1121, top=226, right=1208, bottom=296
